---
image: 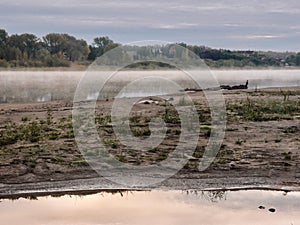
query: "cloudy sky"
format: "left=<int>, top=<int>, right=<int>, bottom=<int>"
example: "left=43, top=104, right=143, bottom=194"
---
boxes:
left=1, top=0, right=300, bottom=51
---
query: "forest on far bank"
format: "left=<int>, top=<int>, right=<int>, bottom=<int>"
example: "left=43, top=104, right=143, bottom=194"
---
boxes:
left=0, top=28, right=300, bottom=69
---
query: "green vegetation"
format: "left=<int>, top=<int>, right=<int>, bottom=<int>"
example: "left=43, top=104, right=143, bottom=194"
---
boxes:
left=227, top=98, right=300, bottom=121
left=21, top=116, right=30, bottom=122
left=0, top=128, right=19, bottom=145
left=1, top=28, right=300, bottom=68
left=283, top=126, right=298, bottom=134
left=163, top=108, right=181, bottom=124
left=0, top=109, right=77, bottom=146
left=235, top=139, right=243, bottom=145
left=0, top=29, right=117, bottom=68
left=282, top=152, right=292, bottom=160
left=148, top=147, right=158, bottom=153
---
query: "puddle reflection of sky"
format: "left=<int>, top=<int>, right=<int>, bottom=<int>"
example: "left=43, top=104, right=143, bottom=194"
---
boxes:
left=0, top=190, right=299, bottom=225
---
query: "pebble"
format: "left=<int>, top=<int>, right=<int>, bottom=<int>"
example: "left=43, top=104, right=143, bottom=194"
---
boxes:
left=268, top=208, right=276, bottom=213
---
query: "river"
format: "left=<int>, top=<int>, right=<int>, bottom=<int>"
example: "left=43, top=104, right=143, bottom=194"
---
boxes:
left=0, top=70, right=299, bottom=103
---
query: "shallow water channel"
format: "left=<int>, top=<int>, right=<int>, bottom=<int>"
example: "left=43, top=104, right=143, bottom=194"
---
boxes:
left=0, top=190, right=299, bottom=225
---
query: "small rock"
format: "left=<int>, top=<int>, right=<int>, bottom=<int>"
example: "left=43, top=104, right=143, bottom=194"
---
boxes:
left=268, top=208, right=276, bottom=213
left=258, top=206, right=265, bottom=210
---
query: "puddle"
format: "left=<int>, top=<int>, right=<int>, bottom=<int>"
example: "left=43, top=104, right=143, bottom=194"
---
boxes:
left=0, top=190, right=299, bottom=225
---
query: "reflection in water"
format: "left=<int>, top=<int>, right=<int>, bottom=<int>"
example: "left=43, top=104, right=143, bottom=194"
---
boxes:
left=0, top=190, right=299, bottom=225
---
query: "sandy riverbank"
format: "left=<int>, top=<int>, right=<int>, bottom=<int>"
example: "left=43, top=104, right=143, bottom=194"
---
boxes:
left=0, top=86, right=300, bottom=196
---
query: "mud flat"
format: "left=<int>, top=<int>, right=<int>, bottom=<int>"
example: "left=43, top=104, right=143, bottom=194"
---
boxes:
left=0, top=87, right=300, bottom=197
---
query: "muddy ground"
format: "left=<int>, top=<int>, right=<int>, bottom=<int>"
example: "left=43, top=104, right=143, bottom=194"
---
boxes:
left=0, top=87, right=300, bottom=196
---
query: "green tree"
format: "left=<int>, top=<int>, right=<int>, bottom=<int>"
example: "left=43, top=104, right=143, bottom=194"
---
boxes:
left=64, top=36, right=90, bottom=61
left=43, top=33, right=67, bottom=58
left=296, top=53, right=300, bottom=66
left=7, top=33, right=41, bottom=60
left=5, top=47, right=22, bottom=61
left=88, top=36, right=118, bottom=60
left=43, top=33, right=89, bottom=61
left=0, top=29, right=8, bottom=59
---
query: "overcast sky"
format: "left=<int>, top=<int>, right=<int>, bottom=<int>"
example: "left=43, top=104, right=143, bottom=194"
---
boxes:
left=1, top=0, right=300, bottom=51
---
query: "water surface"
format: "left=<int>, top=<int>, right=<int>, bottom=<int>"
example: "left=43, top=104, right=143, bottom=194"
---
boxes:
left=0, top=190, right=299, bottom=225
left=0, top=70, right=299, bottom=103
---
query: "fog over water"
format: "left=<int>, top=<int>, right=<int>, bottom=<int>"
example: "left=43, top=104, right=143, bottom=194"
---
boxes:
left=0, top=70, right=299, bottom=103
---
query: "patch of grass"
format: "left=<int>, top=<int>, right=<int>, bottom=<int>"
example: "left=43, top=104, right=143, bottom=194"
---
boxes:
left=197, top=107, right=211, bottom=121
left=21, top=116, right=30, bottom=122
left=115, top=155, right=126, bottom=163
left=61, top=130, right=74, bottom=139
left=157, top=154, right=168, bottom=161
left=39, top=120, right=46, bottom=125
left=47, top=131, right=60, bottom=140
left=24, top=158, right=37, bottom=168
left=163, top=108, right=180, bottom=124
left=131, top=127, right=151, bottom=137
left=130, top=115, right=141, bottom=124
left=260, top=90, right=300, bottom=98
left=59, top=117, right=67, bottom=123
left=21, top=121, right=42, bottom=143
left=103, top=138, right=119, bottom=148
left=200, top=125, right=212, bottom=131
left=62, top=122, right=73, bottom=130
left=218, top=158, right=228, bottom=164
left=227, top=98, right=300, bottom=121
left=51, top=156, right=65, bottom=163
left=71, top=159, right=89, bottom=167
left=200, top=125, right=212, bottom=137
left=103, top=127, right=114, bottom=134
left=235, top=139, right=243, bottom=145
left=0, top=129, right=19, bottom=145
left=226, top=127, right=237, bottom=132
left=46, top=108, right=53, bottom=125
left=110, top=142, right=118, bottom=149
left=282, top=152, right=292, bottom=160
left=10, top=158, right=21, bottom=165
left=215, top=148, right=233, bottom=165
left=174, top=129, right=181, bottom=135
left=95, top=114, right=112, bottom=126
left=85, top=151, right=99, bottom=157
left=193, top=151, right=203, bottom=159
left=148, top=147, right=158, bottom=153
left=283, top=126, right=298, bottom=134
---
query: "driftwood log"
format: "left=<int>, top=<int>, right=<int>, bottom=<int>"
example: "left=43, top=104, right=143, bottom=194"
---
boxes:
left=220, top=80, right=248, bottom=90
left=183, top=80, right=249, bottom=92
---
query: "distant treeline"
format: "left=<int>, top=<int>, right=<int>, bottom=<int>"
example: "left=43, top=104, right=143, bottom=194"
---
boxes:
left=0, top=28, right=300, bottom=68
